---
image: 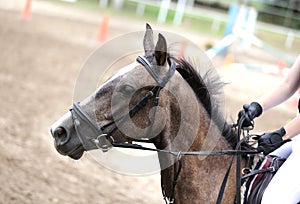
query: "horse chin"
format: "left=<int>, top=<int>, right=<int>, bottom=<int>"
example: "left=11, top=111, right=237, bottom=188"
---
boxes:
left=55, top=142, right=85, bottom=160
left=66, top=145, right=85, bottom=160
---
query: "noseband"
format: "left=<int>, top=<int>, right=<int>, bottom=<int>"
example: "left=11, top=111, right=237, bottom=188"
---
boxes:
left=70, top=56, right=176, bottom=152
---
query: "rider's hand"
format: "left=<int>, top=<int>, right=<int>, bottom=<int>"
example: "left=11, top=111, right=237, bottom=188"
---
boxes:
left=237, top=102, right=263, bottom=128
left=255, top=127, right=291, bottom=155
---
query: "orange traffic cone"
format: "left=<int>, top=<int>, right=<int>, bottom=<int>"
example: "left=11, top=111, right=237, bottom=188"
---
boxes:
left=277, top=59, right=287, bottom=76
left=21, top=0, right=31, bottom=19
left=224, top=53, right=234, bottom=68
left=96, top=14, right=109, bottom=42
left=178, top=41, right=188, bottom=59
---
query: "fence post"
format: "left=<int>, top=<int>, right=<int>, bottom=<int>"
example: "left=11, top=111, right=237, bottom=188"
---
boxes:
left=158, top=0, right=171, bottom=23
left=173, top=0, right=187, bottom=25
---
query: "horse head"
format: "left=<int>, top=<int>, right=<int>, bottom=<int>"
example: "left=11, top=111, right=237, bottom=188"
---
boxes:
left=50, top=24, right=181, bottom=159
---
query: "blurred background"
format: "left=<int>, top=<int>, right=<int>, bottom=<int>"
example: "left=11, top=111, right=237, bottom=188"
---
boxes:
left=0, top=0, right=299, bottom=203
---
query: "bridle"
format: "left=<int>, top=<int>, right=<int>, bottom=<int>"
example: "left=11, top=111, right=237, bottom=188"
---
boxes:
left=70, top=55, right=176, bottom=152
left=69, top=55, right=259, bottom=204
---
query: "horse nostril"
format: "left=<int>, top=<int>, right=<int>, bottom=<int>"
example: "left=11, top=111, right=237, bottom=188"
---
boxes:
left=53, top=127, right=70, bottom=146
left=53, top=127, right=65, bottom=137
left=56, top=127, right=65, bottom=136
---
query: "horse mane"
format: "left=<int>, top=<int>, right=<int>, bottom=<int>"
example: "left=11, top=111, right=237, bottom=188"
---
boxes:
left=172, top=57, right=237, bottom=148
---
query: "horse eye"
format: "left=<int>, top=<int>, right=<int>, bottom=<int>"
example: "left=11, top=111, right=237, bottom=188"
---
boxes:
left=118, top=84, right=135, bottom=95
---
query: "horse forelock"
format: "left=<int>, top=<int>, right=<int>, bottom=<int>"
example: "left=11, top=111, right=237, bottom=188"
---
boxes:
left=173, top=57, right=237, bottom=148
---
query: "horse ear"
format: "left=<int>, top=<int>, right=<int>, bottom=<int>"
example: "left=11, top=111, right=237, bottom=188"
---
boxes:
left=154, top=33, right=167, bottom=66
left=143, top=23, right=154, bottom=56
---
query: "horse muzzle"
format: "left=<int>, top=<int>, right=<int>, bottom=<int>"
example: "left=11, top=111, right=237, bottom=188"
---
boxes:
left=50, top=112, right=85, bottom=160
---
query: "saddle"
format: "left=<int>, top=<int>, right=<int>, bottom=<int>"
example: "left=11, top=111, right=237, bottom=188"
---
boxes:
left=241, top=155, right=286, bottom=204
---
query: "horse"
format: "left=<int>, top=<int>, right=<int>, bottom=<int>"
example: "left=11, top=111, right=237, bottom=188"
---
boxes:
left=50, top=24, right=241, bottom=203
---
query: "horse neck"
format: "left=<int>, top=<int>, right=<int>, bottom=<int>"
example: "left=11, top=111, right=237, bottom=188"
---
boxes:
left=153, top=77, right=236, bottom=203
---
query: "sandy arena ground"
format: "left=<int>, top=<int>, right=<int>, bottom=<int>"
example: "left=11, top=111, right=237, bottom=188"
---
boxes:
left=0, top=1, right=296, bottom=203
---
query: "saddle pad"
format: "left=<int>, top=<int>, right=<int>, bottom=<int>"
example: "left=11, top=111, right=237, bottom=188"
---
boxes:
left=242, top=155, right=286, bottom=204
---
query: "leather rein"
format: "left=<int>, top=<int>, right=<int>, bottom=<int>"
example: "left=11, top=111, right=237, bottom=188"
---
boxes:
left=69, top=55, right=259, bottom=204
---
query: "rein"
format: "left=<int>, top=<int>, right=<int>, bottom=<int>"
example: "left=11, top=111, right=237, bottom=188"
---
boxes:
left=112, top=141, right=257, bottom=156
left=69, top=56, right=259, bottom=204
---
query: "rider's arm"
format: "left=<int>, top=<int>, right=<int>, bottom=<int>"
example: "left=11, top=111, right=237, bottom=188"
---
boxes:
left=283, top=114, right=300, bottom=140
left=257, top=55, right=300, bottom=111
